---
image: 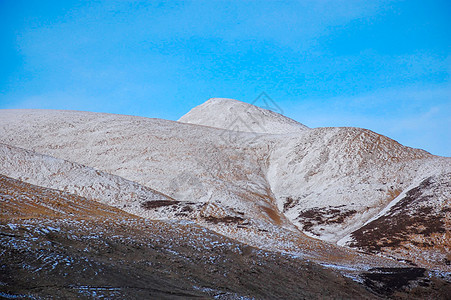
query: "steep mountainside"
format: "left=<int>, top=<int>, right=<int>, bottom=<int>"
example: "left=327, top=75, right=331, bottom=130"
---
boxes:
left=0, top=109, right=301, bottom=253
left=0, top=143, right=174, bottom=213
left=345, top=173, right=451, bottom=271
left=0, top=110, right=276, bottom=221
left=265, top=127, right=448, bottom=239
left=0, top=99, right=450, bottom=277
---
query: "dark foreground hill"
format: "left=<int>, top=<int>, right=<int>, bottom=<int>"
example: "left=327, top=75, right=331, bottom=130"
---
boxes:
left=2, top=175, right=449, bottom=299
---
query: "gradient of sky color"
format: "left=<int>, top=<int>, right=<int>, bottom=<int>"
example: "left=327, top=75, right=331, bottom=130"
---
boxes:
left=1, top=0, right=450, bottom=156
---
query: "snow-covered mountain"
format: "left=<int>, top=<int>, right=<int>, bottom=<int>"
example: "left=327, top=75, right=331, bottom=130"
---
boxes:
left=0, top=109, right=292, bottom=230
left=179, top=97, right=309, bottom=134
left=1, top=98, right=450, bottom=297
left=0, top=110, right=391, bottom=268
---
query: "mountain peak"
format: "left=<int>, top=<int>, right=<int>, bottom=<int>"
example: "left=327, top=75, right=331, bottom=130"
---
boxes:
left=205, top=97, right=243, bottom=104
left=178, top=97, right=309, bottom=134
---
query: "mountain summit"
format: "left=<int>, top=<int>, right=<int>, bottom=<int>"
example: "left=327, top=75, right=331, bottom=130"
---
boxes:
left=178, top=97, right=309, bottom=134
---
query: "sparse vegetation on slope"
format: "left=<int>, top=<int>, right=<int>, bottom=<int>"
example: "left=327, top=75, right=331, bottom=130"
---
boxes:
left=1, top=175, right=382, bottom=299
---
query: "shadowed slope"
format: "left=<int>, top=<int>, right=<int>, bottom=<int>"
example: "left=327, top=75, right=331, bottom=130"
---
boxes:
left=346, top=173, right=451, bottom=271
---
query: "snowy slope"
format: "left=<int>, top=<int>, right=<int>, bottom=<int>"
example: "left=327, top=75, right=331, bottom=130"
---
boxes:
left=0, top=140, right=400, bottom=269
left=0, top=143, right=175, bottom=216
left=264, top=127, right=451, bottom=242
left=0, top=109, right=291, bottom=230
left=180, top=99, right=451, bottom=247
left=179, top=98, right=309, bottom=134
left=0, top=173, right=134, bottom=219
left=0, top=109, right=327, bottom=262
left=1, top=101, right=450, bottom=271
left=0, top=151, right=405, bottom=271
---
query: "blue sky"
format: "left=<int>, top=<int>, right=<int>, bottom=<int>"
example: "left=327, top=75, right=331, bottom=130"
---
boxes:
left=1, top=0, right=450, bottom=156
